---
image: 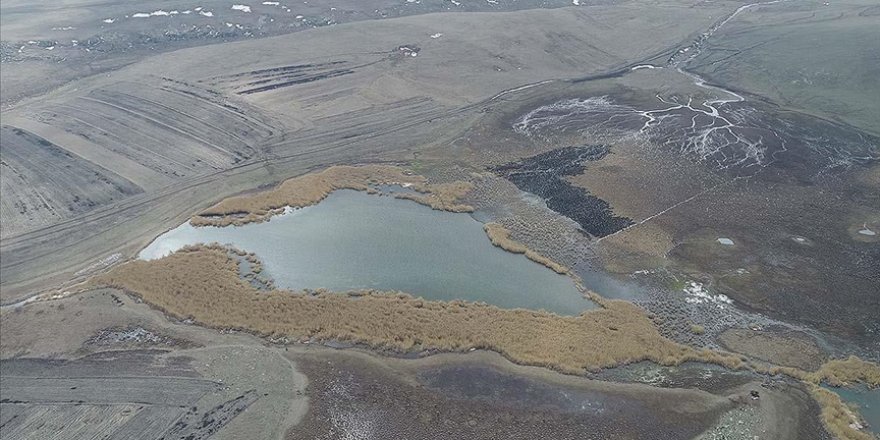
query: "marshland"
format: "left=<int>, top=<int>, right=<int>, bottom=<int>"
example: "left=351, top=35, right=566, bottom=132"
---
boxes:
left=2, top=0, right=879, bottom=439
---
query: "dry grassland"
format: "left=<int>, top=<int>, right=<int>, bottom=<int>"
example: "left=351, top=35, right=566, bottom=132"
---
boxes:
left=483, top=223, right=569, bottom=274
left=192, top=165, right=473, bottom=226
left=88, top=245, right=746, bottom=374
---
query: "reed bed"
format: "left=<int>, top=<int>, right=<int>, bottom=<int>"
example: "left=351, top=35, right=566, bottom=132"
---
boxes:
left=192, top=165, right=473, bottom=226
left=88, top=245, right=743, bottom=374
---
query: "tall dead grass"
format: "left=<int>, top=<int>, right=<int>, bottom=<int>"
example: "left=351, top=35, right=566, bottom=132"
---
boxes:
left=88, top=245, right=744, bottom=374
left=192, top=165, right=473, bottom=226
left=88, top=246, right=880, bottom=440
left=812, top=357, right=880, bottom=388
left=483, top=222, right=569, bottom=274
left=810, top=386, right=875, bottom=440
left=763, top=356, right=880, bottom=388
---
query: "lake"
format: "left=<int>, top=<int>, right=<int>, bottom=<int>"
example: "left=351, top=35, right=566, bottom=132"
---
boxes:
left=140, top=189, right=595, bottom=315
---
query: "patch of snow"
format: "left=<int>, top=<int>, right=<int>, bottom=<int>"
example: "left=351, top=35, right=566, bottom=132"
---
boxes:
left=683, top=281, right=733, bottom=307
left=296, top=14, right=304, bottom=18
left=102, top=18, right=115, bottom=23
left=430, top=33, right=443, bottom=39
left=717, top=237, right=734, bottom=246
left=132, top=10, right=172, bottom=18
left=858, top=226, right=876, bottom=236
left=199, top=10, right=214, bottom=16
left=262, top=1, right=280, bottom=4
left=572, top=0, right=580, bottom=5
left=231, top=4, right=252, bottom=12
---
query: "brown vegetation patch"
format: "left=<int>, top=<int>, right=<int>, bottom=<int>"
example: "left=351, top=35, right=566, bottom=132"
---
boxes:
left=719, top=327, right=827, bottom=371
left=811, top=357, right=880, bottom=388
left=87, top=245, right=744, bottom=374
left=764, top=356, right=880, bottom=389
left=394, top=181, right=475, bottom=213
left=191, top=165, right=473, bottom=226
left=483, top=222, right=569, bottom=274
left=810, top=386, right=875, bottom=440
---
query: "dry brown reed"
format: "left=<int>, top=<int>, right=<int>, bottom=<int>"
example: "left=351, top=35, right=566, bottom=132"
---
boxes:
left=763, top=356, right=880, bottom=388
left=87, top=245, right=746, bottom=374
left=87, top=244, right=880, bottom=439
left=191, top=165, right=473, bottom=226
left=810, top=386, right=876, bottom=440
left=483, top=223, right=569, bottom=274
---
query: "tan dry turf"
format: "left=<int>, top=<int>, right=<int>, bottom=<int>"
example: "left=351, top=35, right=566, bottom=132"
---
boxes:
left=88, top=245, right=744, bottom=375
left=810, top=386, right=875, bottom=440
left=483, top=222, right=569, bottom=275
left=192, top=165, right=473, bottom=227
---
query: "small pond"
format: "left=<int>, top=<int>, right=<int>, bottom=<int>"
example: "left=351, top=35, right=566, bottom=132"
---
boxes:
left=140, top=189, right=595, bottom=315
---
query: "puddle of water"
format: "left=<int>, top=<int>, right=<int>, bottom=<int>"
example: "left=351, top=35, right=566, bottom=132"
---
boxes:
left=140, top=190, right=594, bottom=315
left=825, top=385, right=880, bottom=435
left=575, top=265, right=649, bottom=302
left=372, top=183, right=418, bottom=195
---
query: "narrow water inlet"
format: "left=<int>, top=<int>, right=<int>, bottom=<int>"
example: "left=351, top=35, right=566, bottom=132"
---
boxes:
left=139, top=189, right=595, bottom=315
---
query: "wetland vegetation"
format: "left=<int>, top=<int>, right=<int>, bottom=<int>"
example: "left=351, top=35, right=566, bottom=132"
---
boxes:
left=3, top=0, right=879, bottom=439
left=143, top=188, right=593, bottom=315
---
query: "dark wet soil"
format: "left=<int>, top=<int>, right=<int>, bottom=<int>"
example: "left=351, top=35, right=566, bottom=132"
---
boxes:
left=493, top=146, right=633, bottom=237
left=288, top=351, right=729, bottom=440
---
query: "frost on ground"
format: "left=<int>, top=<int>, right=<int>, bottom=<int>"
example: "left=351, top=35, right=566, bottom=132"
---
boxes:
left=131, top=10, right=181, bottom=18
left=683, top=282, right=733, bottom=307
left=513, top=93, right=878, bottom=175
